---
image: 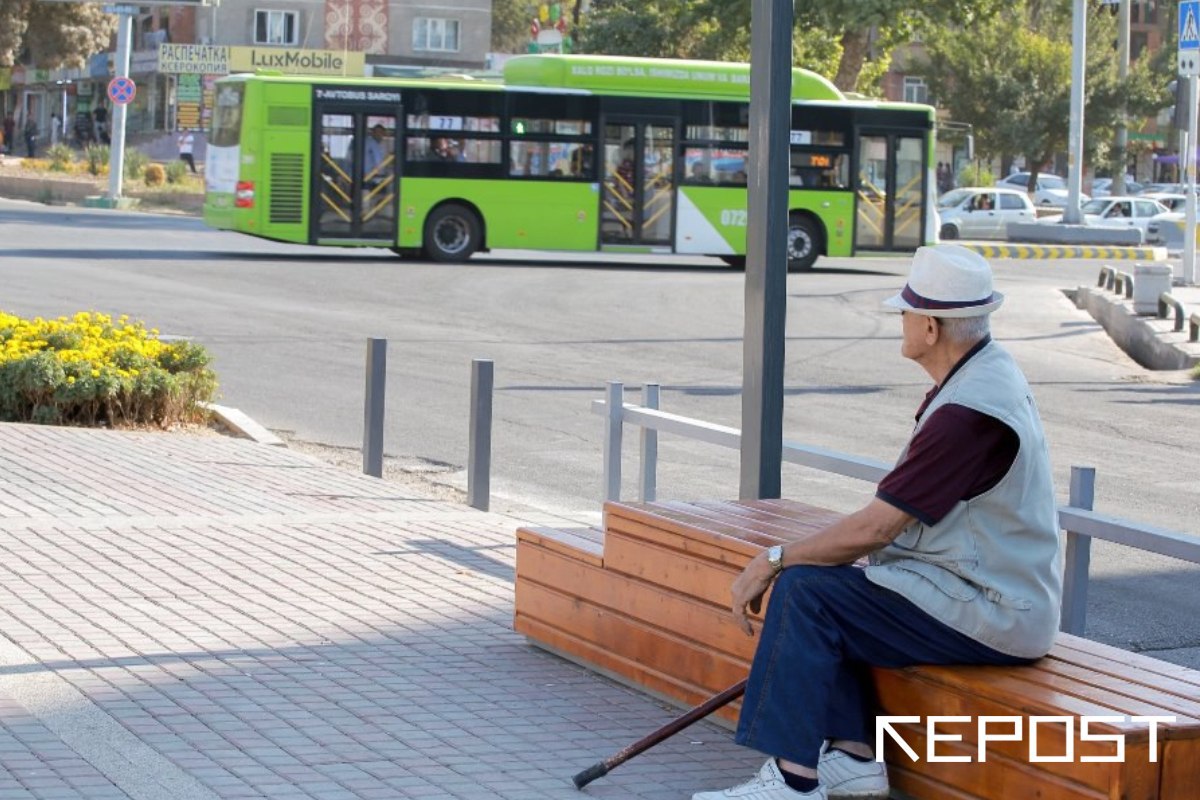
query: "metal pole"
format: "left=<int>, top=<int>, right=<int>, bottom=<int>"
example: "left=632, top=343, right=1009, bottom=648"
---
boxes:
left=1060, top=466, right=1096, bottom=635
left=740, top=0, right=792, bottom=500
left=1113, top=0, right=1130, bottom=196
left=363, top=338, right=387, bottom=478
left=467, top=358, right=494, bottom=512
left=1064, top=0, right=1087, bottom=225
left=639, top=383, right=659, bottom=502
left=107, top=9, right=133, bottom=200
left=603, top=381, right=624, bottom=502
left=1187, top=74, right=1200, bottom=286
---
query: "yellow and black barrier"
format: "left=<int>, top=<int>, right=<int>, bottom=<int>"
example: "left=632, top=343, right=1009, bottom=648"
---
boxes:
left=961, top=244, right=1167, bottom=261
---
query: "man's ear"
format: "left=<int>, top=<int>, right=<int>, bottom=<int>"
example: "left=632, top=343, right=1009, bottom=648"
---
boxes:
left=925, top=315, right=941, bottom=344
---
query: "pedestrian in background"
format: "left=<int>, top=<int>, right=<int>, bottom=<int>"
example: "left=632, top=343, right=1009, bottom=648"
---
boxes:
left=2, top=114, right=14, bottom=155
left=23, top=117, right=36, bottom=158
left=177, top=130, right=196, bottom=173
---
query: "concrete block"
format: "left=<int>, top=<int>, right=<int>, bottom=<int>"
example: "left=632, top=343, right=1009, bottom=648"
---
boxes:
left=1006, top=222, right=1142, bottom=245
left=1133, top=263, right=1175, bottom=315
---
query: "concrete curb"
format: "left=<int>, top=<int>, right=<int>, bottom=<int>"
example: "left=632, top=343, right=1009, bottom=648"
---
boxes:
left=1074, top=287, right=1200, bottom=370
left=203, top=402, right=286, bottom=447
left=963, top=243, right=1168, bottom=261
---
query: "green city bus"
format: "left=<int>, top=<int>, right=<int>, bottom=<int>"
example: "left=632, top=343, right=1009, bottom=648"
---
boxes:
left=204, top=54, right=936, bottom=270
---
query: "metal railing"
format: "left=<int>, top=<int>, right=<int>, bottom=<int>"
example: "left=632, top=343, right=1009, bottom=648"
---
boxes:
left=593, top=381, right=1198, bottom=636
left=1158, top=291, right=1187, bottom=333
left=1097, top=265, right=1133, bottom=299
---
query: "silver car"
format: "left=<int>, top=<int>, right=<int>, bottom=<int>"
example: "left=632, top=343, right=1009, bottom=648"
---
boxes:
left=937, top=187, right=1036, bottom=240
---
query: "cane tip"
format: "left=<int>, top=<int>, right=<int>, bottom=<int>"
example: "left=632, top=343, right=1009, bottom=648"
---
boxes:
left=572, top=762, right=608, bottom=789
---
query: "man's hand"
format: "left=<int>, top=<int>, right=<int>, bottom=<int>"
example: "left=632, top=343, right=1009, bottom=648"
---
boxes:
left=730, top=554, right=776, bottom=637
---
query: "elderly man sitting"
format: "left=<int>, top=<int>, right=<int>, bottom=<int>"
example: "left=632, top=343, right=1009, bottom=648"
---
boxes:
left=694, top=244, right=1062, bottom=800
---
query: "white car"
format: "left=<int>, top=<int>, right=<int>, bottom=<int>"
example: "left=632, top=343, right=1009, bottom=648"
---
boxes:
left=1141, top=192, right=1188, bottom=212
left=936, top=187, right=1036, bottom=240
left=1039, top=196, right=1169, bottom=240
left=997, top=172, right=1088, bottom=207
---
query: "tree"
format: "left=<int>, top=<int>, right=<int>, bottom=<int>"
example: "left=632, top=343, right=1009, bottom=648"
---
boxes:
left=922, top=2, right=1168, bottom=189
left=577, top=0, right=996, bottom=94
left=0, top=0, right=115, bottom=69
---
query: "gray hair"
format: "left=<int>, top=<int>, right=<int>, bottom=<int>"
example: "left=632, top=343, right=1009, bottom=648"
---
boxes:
left=938, top=314, right=990, bottom=345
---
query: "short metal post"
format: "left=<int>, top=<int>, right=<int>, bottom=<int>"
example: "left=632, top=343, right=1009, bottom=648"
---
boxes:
left=603, top=381, right=624, bottom=502
left=363, top=338, right=387, bottom=478
left=1060, top=465, right=1096, bottom=635
left=639, top=383, right=660, bottom=502
left=467, top=358, right=494, bottom=511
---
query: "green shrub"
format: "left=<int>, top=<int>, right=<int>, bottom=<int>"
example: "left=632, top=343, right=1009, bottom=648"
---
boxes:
left=46, top=142, right=74, bottom=172
left=143, top=163, right=166, bottom=186
left=0, top=311, right=218, bottom=428
left=957, top=163, right=995, bottom=187
left=165, top=159, right=188, bottom=184
left=84, top=144, right=110, bottom=176
left=123, top=147, right=149, bottom=180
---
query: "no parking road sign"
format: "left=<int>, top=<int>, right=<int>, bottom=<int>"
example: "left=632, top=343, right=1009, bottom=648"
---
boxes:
left=107, top=76, right=136, bottom=105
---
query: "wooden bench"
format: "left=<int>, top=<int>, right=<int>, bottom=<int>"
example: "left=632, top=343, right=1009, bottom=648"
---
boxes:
left=514, top=499, right=1200, bottom=800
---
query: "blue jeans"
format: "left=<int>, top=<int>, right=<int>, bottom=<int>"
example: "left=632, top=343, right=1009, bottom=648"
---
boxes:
left=734, top=565, right=1034, bottom=768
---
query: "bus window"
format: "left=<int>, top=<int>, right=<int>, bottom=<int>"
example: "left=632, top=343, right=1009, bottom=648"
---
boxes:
left=510, top=141, right=593, bottom=178
left=683, top=146, right=747, bottom=185
left=210, top=83, right=244, bottom=148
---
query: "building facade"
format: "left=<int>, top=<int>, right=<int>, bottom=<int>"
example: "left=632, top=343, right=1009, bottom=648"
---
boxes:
left=2, top=0, right=490, bottom=152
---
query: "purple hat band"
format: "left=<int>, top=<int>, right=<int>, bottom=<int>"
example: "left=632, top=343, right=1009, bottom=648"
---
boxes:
left=900, top=284, right=995, bottom=311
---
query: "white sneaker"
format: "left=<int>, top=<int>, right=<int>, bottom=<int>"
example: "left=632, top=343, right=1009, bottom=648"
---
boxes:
left=692, top=758, right=827, bottom=799
left=817, top=747, right=889, bottom=799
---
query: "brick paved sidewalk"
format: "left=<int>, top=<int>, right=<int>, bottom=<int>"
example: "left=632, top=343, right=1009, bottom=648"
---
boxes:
left=0, top=423, right=759, bottom=800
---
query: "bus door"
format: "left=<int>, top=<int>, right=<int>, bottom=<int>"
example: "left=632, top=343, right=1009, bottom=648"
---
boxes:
left=313, top=109, right=399, bottom=243
left=600, top=119, right=676, bottom=248
left=854, top=131, right=926, bottom=252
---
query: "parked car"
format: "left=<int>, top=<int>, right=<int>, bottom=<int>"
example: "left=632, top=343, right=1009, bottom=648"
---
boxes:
left=1091, top=177, right=1144, bottom=198
left=1039, top=196, right=1169, bottom=239
left=997, top=172, right=1088, bottom=206
left=936, top=187, right=1036, bottom=240
left=1141, top=193, right=1188, bottom=212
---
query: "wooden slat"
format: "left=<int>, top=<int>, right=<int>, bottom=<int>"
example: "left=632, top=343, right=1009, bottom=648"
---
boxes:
left=1160, top=737, right=1200, bottom=800
left=516, top=525, right=604, bottom=566
left=515, top=578, right=748, bottom=688
left=514, top=612, right=743, bottom=724
left=516, top=542, right=758, bottom=663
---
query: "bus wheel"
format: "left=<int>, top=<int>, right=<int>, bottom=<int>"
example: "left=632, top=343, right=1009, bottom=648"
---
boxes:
left=786, top=215, right=821, bottom=272
left=940, top=224, right=959, bottom=240
left=720, top=256, right=746, bottom=270
left=424, top=204, right=480, bottom=262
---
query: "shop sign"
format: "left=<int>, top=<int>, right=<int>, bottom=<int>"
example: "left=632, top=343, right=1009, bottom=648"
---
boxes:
left=158, top=43, right=230, bottom=74
left=229, top=46, right=364, bottom=76
left=0, top=68, right=10, bottom=91
left=130, top=50, right=159, bottom=74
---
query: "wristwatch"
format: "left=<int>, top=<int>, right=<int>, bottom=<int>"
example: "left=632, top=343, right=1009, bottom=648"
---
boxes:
left=766, top=545, right=784, bottom=576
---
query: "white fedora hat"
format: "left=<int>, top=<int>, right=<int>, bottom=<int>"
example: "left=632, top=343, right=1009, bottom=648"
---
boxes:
left=882, top=244, right=1004, bottom=318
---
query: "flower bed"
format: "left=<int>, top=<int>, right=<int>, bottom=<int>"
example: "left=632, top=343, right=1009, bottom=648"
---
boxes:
left=0, top=311, right=218, bottom=428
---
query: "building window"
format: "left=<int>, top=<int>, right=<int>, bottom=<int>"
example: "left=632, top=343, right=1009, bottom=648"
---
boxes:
left=413, top=18, right=460, bottom=52
left=255, top=10, right=298, bottom=45
left=903, top=76, right=928, bottom=105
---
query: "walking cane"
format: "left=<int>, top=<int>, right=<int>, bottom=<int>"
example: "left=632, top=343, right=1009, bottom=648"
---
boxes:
left=572, top=679, right=748, bottom=790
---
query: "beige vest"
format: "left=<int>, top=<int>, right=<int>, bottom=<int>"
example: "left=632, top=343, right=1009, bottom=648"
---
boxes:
left=866, top=341, right=1062, bottom=658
